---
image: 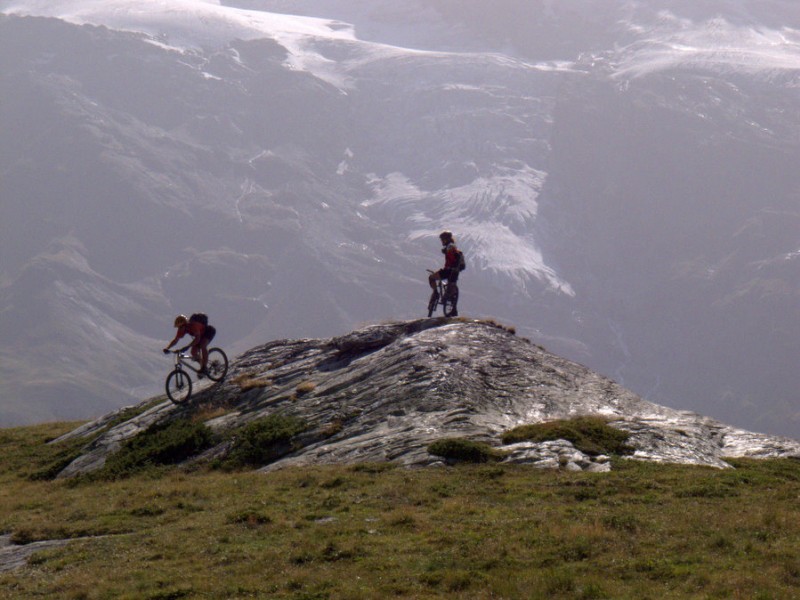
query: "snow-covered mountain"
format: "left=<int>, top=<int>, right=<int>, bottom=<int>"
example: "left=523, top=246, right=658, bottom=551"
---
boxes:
left=1, top=0, right=799, bottom=438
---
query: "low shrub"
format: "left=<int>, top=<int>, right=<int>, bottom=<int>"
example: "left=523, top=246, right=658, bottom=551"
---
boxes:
left=222, top=414, right=307, bottom=469
left=295, top=381, right=317, bottom=396
left=101, top=419, right=215, bottom=478
left=502, top=416, right=634, bottom=456
left=427, top=438, right=506, bottom=463
left=480, top=318, right=517, bottom=335
left=232, top=372, right=272, bottom=391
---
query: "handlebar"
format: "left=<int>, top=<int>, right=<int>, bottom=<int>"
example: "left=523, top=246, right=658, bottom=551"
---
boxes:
left=163, top=346, right=191, bottom=354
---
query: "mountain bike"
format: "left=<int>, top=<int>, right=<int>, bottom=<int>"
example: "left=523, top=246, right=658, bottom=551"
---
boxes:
left=165, top=347, right=229, bottom=404
left=426, top=269, right=459, bottom=318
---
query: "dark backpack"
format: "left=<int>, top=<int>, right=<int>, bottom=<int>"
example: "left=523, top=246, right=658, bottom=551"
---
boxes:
left=456, top=250, right=466, bottom=272
left=189, top=313, right=209, bottom=326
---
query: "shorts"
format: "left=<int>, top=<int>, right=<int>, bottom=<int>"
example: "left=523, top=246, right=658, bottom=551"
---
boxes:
left=203, top=325, right=216, bottom=343
left=437, top=268, right=459, bottom=283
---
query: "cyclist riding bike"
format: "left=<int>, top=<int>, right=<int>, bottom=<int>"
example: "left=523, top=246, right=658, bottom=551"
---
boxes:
left=163, top=313, right=216, bottom=378
left=428, top=231, right=460, bottom=317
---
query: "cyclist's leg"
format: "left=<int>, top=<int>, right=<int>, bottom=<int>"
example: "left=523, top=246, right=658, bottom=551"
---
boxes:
left=198, top=337, right=210, bottom=372
left=427, top=288, right=439, bottom=317
left=444, top=270, right=459, bottom=316
left=449, top=288, right=459, bottom=316
left=446, top=268, right=459, bottom=287
left=190, top=340, right=201, bottom=363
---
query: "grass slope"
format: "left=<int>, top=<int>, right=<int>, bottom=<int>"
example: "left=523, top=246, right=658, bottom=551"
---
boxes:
left=1, top=422, right=800, bottom=599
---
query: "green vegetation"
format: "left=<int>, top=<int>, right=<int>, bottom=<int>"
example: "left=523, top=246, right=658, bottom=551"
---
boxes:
left=2, top=422, right=800, bottom=599
left=221, top=414, right=307, bottom=469
left=26, top=431, right=89, bottom=482
left=19, top=398, right=167, bottom=482
left=428, top=437, right=507, bottom=463
left=0, top=421, right=86, bottom=482
left=99, top=418, right=215, bottom=479
left=502, top=416, right=635, bottom=456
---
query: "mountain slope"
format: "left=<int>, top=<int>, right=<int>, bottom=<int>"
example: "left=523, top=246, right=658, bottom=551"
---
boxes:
left=1, top=0, right=799, bottom=440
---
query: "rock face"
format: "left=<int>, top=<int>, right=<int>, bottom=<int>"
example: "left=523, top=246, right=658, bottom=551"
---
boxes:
left=54, top=319, right=800, bottom=476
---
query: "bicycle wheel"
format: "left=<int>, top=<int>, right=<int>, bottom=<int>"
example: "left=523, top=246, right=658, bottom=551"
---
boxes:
left=166, top=369, right=192, bottom=404
left=442, top=284, right=459, bottom=317
left=427, top=290, right=440, bottom=317
left=206, top=347, right=229, bottom=382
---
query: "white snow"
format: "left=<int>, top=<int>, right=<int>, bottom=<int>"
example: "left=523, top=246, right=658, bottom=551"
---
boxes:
left=364, top=169, right=575, bottom=296
left=2, top=0, right=358, bottom=87
left=3, top=0, right=581, bottom=89
left=614, top=15, right=800, bottom=78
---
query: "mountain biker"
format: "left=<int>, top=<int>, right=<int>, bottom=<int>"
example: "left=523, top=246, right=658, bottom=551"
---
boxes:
left=163, top=314, right=216, bottom=378
left=428, top=231, right=460, bottom=316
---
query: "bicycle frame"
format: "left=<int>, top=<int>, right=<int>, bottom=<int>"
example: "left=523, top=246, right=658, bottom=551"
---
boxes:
left=165, top=347, right=228, bottom=404
left=427, top=269, right=459, bottom=317
left=172, top=351, right=203, bottom=375
left=170, top=347, right=228, bottom=380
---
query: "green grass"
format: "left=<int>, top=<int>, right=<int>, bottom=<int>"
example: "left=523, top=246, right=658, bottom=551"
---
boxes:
left=502, top=416, right=635, bottom=456
left=1, top=422, right=800, bottom=599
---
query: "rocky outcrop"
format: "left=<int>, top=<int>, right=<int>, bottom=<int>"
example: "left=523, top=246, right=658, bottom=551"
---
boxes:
left=0, top=535, right=73, bottom=573
left=54, top=318, right=800, bottom=476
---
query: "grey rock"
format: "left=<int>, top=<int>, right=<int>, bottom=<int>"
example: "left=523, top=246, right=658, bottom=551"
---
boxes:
left=0, top=535, right=72, bottom=573
left=53, top=399, right=178, bottom=478
left=55, top=319, right=800, bottom=477
left=502, top=440, right=610, bottom=473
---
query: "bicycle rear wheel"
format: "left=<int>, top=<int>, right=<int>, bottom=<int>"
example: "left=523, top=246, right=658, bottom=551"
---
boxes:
left=166, top=369, right=192, bottom=404
left=427, top=290, right=440, bottom=318
left=206, top=347, right=229, bottom=382
left=442, top=284, right=459, bottom=317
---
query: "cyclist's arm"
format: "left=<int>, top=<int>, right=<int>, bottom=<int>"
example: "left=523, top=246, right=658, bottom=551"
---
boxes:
left=163, top=326, right=188, bottom=351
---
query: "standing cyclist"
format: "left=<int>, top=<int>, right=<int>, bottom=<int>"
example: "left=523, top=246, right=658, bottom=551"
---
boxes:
left=428, top=231, right=461, bottom=317
left=163, top=314, right=216, bottom=378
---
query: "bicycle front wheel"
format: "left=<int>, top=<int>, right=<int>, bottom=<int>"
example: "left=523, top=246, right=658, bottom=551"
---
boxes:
left=442, top=284, right=459, bottom=317
left=206, top=347, right=229, bottom=382
left=166, top=369, right=192, bottom=404
left=427, top=290, right=440, bottom=318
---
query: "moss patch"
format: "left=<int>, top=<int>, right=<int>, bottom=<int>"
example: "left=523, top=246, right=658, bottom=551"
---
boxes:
left=428, top=438, right=506, bottom=463
left=502, top=416, right=634, bottom=456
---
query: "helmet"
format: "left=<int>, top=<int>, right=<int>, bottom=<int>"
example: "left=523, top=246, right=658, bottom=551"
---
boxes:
left=174, top=314, right=188, bottom=327
left=439, top=231, right=453, bottom=243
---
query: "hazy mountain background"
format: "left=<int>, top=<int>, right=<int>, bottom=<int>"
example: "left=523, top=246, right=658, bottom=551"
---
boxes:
left=1, top=0, right=799, bottom=437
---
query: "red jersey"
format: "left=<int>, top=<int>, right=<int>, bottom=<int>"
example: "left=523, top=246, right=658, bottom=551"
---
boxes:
left=443, top=243, right=459, bottom=269
left=177, top=321, right=205, bottom=340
